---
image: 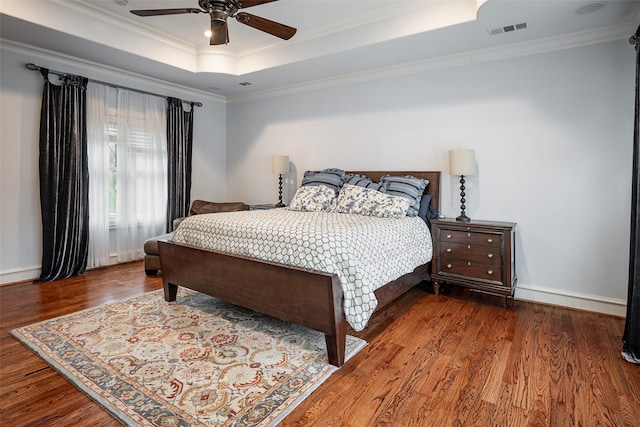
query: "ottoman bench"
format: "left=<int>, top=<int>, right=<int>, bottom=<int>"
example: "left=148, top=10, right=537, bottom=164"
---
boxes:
left=143, top=200, right=250, bottom=275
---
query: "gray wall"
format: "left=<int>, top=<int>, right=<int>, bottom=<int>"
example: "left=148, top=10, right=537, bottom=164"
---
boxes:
left=1, top=36, right=634, bottom=316
left=227, top=38, right=634, bottom=315
left=0, top=43, right=228, bottom=283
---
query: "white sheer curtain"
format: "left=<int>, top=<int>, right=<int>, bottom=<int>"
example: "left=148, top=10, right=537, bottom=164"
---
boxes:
left=114, top=89, right=167, bottom=262
left=87, top=83, right=167, bottom=267
left=87, top=83, right=110, bottom=267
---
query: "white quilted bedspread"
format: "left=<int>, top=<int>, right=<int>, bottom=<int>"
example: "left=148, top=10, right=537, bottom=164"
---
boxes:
left=171, top=208, right=432, bottom=331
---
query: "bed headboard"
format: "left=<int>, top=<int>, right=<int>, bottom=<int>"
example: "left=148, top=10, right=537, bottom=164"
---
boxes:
left=346, top=171, right=442, bottom=212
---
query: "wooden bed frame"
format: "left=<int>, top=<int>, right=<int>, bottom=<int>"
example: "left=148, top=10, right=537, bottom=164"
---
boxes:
left=158, top=171, right=441, bottom=367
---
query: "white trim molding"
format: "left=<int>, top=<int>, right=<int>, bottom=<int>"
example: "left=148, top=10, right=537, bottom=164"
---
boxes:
left=0, top=255, right=134, bottom=286
left=229, top=20, right=638, bottom=104
left=515, top=283, right=627, bottom=318
left=0, top=266, right=41, bottom=286
left=0, top=39, right=227, bottom=105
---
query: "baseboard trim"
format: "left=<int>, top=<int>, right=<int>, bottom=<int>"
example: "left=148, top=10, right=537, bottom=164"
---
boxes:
left=0, top=266, right=41, bottom=286
left=0, top=256, right=124, bottom=286
left=515, top=284, right=627, bottom=318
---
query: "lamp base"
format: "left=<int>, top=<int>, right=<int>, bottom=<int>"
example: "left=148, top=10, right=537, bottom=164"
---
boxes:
left=456, top=175, right=471, bottom=222
left=456, top=214, right=471, bottom=222
left=276, top=174, right=285, bottom=208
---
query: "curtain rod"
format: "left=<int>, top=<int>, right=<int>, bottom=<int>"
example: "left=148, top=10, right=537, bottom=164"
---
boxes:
left=25, top=63, right=203, bottom=108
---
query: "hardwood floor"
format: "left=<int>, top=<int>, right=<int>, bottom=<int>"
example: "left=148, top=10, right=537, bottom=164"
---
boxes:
left=1, top=262, right=638, bottom=426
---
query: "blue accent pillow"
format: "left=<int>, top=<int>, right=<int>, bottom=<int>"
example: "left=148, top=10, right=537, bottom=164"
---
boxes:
left=417, top=194, right=439, bottom=228
left=301, top=168, right=345, bottom=193
left=344, top=174, right=387, bottom=192
left=381, top=175, right=429, bottom=217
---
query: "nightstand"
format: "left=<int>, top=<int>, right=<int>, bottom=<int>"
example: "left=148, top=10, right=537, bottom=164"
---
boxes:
left=430, top=218, right=517, bottom=308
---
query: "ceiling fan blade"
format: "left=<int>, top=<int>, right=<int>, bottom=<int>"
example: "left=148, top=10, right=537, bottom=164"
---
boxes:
left=131, top=8, right=202, bottom=17
left=236, top=12, right=296, bottom=40
left=239, top=0, right=279, bottom=9
left=210, top=20, right=229, bottom=45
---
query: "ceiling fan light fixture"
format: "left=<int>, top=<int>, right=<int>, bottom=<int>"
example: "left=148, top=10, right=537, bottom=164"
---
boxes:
left=130, top=0, right=296, bottom=45
left=210, top=10, right=228, bottom=25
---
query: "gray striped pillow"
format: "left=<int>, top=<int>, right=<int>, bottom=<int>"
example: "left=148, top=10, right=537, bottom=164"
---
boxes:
left=344, top=174, right=387, bottom=192
left=301, top=168, right=345, bottom=193
left=381, top=175, right=429, bottom=217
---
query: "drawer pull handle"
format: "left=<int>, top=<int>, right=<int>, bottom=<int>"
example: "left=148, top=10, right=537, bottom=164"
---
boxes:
left=446, top=234, right=452, bottom=239
left=446, top=264, right=452, bottom=269
left=488, top=270, right=493, bottom=275
left=446, top=248, right=452, bottom=253
left=487, top=253, right=494, bottom=258
left=487, top=238, right=494, bottom=243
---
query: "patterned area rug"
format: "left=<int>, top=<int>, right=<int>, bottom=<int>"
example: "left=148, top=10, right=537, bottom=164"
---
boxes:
left=11, top=289, right=366, bottom=426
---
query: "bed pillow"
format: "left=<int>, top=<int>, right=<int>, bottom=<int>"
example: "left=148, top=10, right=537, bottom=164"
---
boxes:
left=301, top=168, right=346, bottom=193
left=344, top=173, right=387, bottom=192
left=417, top=194, right=439, bottom=228
left=335, top=184, right=411, bottom=218
left=287, top=184, right=337, bottom=212
left=381, top=175, right=429, bottom=217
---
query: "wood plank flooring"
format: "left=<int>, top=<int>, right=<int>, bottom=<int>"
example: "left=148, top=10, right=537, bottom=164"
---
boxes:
left=1, top=261, right=638, bottom=426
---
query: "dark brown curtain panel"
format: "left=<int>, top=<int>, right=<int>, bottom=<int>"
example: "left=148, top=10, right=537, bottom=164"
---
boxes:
left=622, top=25, right=640, bottom=365
left=166, top=97, right=194, bottom=232
left=36, top=69, right=89, bottom=283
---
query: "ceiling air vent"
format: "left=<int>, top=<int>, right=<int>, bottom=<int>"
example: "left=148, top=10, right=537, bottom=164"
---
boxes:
left=488, top=22, right=527, bottom=36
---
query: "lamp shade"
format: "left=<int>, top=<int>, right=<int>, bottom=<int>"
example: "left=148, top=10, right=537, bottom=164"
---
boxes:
left=449, top=149, right=477, bottom=176
left=272, top=155, right=290, bottom=174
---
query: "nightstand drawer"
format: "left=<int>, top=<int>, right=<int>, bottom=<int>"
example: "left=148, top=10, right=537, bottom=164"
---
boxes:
left=440, top=243, right=502, bottom=267
left=437, top=260, right=502, bottom=282
left=439, top=229, right=502, bottom=248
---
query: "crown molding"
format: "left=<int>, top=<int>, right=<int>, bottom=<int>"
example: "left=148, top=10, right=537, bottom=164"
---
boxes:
left=0, top=39, right=226, bottom=104
left=236, top=1, right=435, bottom=58
left=470, top=19, right=638, bottom=65
left=228, top=20, right=639, bottom=104
left=66, top=0, right=195, bottom=54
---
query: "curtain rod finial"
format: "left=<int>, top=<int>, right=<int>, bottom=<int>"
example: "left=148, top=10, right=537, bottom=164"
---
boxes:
left=25, top=63, right=40, bottom=71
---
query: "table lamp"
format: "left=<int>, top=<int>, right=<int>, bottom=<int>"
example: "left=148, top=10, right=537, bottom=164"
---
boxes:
left=449, top=149, right=477, bottom=222
left=272, top=155, right=290, bottom=207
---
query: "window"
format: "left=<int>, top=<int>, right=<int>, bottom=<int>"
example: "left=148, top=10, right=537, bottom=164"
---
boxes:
left=87, top=83, right=167, bottom=266
left=107, top=118, right=118, bottom=224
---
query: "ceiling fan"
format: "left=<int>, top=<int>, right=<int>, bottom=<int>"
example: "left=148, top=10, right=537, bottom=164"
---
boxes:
left=130, top=0, right=296, bottom=45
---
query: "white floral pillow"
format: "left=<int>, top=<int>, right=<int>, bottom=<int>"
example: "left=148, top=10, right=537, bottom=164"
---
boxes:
left=287, top=184, right=337, bottom=212
left=335, top=184, right=411, bottom=218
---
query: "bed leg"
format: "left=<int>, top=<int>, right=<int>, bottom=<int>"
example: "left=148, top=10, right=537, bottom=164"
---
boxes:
left=163, top=282, right=178, bottom=302
left=325, top=332, right=346, bottom=367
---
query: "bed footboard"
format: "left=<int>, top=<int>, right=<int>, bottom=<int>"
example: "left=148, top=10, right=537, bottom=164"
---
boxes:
left=158, top=240, right=347, bottom=366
